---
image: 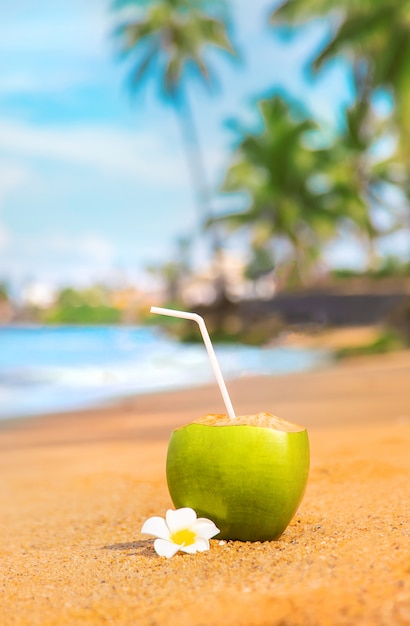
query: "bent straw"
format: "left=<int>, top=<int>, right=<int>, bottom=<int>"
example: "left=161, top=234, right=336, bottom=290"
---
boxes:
left=150, top=306, right=236, bottom=420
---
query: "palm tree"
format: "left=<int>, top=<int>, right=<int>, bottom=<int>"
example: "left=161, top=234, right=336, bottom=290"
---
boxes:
left=270, top=0, right=410, bottom=159
left=215, top=96, right=344, bottom=283
left=112, top=0, right=236, bottom=300
left=319, top=99, right=404, bottom=269
left=271, top=1, right=410, bottom=265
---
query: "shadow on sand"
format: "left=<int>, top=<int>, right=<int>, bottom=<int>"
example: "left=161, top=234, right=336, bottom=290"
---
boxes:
left=102, top=539, right=156, bottom=558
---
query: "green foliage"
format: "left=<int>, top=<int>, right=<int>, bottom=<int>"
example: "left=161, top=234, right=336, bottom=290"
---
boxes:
left=45, top=305, right=121, bottom=325
left=43, top=287, right=121, bottom=325
left=216, top=95, right=347, bottom=281
left=113, top=0, right=235, bottom=98
left=0, top=283, right=9, bottom=302
left=110, top=0, right=410, bottom=301
left=331, top=258, right=410, bottom=280
left=335, top=328, right=404, bottom=358
left=271, top=0, right=410, bottom=159
left=211, top=2, right=410, bottom=286
left=216, top=90, right=408, bottom=283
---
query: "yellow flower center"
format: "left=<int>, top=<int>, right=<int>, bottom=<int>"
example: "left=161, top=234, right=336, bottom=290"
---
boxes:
left=171, top=529, right=196, bottom=546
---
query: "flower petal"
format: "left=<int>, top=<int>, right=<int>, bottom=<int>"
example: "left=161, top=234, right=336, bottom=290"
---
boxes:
left=153, top=538, right=181, bottom=558
left=165, top=507, right=197, bottom=534
left=141, top=516, right=170, bottom=540
left=191, top=518, right=220, bottom=539
left=181, top=537, right=210, bottom=554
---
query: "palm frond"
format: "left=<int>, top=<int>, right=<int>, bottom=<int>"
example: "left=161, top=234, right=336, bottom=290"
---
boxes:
left=128, top=44, right=159, bottom=90
left=196, top=16, right=236, bottom=54
left=271, top=0, right=387, bottom=24
left=114, top=20, right=155, bottom=54
left=113, top=0, right=236, bottom=98
left=313, top=7, right=393, bottom=70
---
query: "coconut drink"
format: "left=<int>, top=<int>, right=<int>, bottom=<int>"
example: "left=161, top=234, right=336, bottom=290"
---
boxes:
left=151, top=307, right=310, bottom=542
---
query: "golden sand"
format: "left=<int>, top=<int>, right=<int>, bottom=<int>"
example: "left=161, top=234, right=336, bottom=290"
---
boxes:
left=1, top=351, right=410, bottom=625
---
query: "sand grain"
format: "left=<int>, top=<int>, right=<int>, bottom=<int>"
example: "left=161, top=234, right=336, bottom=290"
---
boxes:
left=1, top=352, right=409, bottom=625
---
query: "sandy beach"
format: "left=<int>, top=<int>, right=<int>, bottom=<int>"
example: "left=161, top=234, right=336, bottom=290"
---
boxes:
left=1, top=351, right=409, bottom=626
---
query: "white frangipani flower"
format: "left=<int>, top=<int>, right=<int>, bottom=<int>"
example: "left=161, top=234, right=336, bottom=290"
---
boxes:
left=141, top=507, right=220, bottom=558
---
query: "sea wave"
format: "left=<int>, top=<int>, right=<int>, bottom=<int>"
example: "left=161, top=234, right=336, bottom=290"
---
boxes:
left=0, top=326, right=330, bottom=420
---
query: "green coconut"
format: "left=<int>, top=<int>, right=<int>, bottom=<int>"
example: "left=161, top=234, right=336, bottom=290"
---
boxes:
left=166, top=412, right=310, bottom=542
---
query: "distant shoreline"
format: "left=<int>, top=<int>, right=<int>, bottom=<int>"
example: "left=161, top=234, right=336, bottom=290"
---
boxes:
left=1, top=349, right=409, bottom=437
left=0, top=325, right=331, bottom=424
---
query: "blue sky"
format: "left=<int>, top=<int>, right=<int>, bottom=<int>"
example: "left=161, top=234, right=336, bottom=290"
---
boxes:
left=0, top=0, right=362, bottom=294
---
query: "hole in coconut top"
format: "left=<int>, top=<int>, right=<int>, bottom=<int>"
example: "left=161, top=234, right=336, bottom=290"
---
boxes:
left=191, top=413, right=306, bottom=432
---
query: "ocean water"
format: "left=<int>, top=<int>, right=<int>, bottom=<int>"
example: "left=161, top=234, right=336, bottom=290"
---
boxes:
left=0, top=325, right=329, bottom=421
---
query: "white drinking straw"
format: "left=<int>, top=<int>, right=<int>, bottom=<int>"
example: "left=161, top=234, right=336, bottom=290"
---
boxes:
left=150, top=306, right=236, bottom=420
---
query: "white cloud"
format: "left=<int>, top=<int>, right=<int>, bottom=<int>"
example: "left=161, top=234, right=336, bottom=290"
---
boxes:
left=48, top=233, right=115, bottom=264
left=0, top=4, right=108, bottom=58
left=0, top=2, right=116, bottom=101
left=0, top=5, right=114, bottom=96
left=0, top=223, right=10, bottom=251
left=0, top=230, right=118, bottom=287
left=77, top=234, right=116, bottom=263
left=0, top=70, right=98, bottom=96
left=0, top=119, right=187, bottom=186
left=0, top=162, right=33, bottom=252
left=0, top=161, right=31, bottom=205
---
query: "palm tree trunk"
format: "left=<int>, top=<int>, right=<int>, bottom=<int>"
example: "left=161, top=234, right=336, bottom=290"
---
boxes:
left=172, top=89, right=228, bottom=304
